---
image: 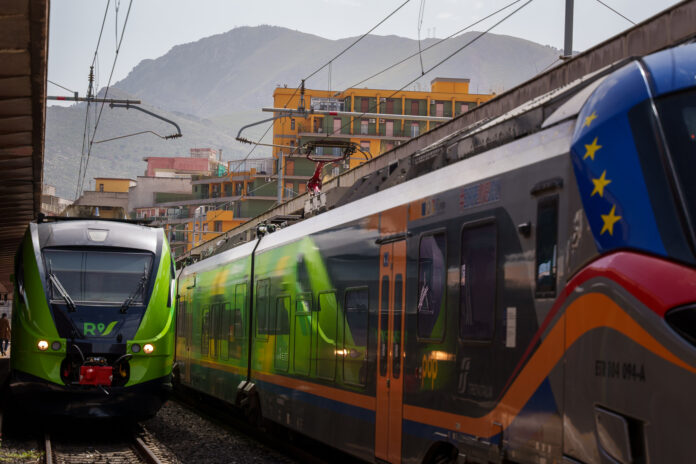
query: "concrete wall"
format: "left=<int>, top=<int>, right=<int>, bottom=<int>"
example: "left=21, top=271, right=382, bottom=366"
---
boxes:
left=75, top=191, right=129, bottom=209
left=128, top=176, right=192, bottom=212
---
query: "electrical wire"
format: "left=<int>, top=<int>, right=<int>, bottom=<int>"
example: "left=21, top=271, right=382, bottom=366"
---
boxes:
left=75, top=0, right=111, bottom=200
left=417, top=0, right=427, bottom=75
left=236, top=0, right=412, bottom=182
left=79, top=0, right=134, bottom=197
left=312, top=0, right=535, bottom=148
left=47, top=80, right=75, bottom=94
left=594, top=0, right=635, bottom=25
left=343, top=0, right=524, bottom=91
left=304, top=0, right=411, bottom=82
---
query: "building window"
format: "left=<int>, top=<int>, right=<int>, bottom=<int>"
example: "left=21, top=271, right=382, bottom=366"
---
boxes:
left=360, top=141, right=370, bottom=153
left=435, top=102, right=444, bottom=117
left=411, top=122, right=420, bottom=137
left=361, top=119, right=368, bottom=135
left=411, top=100, right=420, bottom=115
left=361, top=98, right=369, bottom=113
left=460, top=221, right=497, bottom=340
left=214, top=221, right=222, bottom=232
left=99, top=183, right=104, bottom=192
left=290, top=118, right=295, bottom=130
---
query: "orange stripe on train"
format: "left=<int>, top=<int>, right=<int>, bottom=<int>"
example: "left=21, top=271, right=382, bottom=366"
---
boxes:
left=403, top=293, right=696, bottom=438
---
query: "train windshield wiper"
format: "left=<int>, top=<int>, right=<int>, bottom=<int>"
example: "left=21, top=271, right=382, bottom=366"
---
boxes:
left=48, top=272, right=77, bottom=312
left=120, top=265, right=149, bottom=314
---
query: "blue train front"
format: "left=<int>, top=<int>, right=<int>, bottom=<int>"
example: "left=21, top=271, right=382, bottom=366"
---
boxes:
left=9, top=219, right=176, bottom=419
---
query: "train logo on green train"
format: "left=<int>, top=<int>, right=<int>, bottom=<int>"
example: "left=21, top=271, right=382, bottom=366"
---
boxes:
left=83, top=321, right=118, bottom=336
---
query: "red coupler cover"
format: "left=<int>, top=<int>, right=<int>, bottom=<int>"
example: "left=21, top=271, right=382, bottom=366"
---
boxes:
left=79, top=365, right=113, bottom=386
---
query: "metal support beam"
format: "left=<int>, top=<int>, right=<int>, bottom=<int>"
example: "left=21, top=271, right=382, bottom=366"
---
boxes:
left=563, top=0, right=574, bottom=59
left=47, top=96, right=141, bottom=104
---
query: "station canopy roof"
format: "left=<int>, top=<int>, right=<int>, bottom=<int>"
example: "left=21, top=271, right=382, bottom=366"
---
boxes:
left=0, top=0, right=49, bottom=291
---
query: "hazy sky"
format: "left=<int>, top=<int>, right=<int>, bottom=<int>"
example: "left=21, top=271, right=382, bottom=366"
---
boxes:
left=48, top=0, right=680, bottom=102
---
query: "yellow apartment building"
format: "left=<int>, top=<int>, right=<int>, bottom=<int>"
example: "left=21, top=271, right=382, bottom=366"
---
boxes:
left=94, top=177, right=137, bottom=193
left=271, top=78, right=495, bottom=182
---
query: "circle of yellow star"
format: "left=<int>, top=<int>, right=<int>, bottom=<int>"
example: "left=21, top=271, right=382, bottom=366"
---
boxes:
left=584, top=111, right=597, bottom=127
left=584, top=137, right=602, bottom=160
left=591, top=170, right=612, bottom=197
left=600, top=205, right=622, bottom=235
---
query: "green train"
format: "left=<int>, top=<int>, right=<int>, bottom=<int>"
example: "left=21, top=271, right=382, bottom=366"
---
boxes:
left=177, top=42, right=696, bottom=464
left=8, top=217, right=176, bottom=419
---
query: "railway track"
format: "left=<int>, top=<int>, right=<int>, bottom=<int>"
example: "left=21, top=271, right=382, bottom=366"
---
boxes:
left=43, top=424, right=168, bottom=464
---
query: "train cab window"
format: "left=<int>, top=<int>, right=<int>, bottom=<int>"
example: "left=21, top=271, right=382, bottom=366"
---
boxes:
left=656, top=90, right=696, bottom=232
left=255, top=279, right=270, bottom=337
left=535, top=196, right=559, bottom=297
left=201, top=305, right=210, bottom=356
left=316, top=292, right=338, bottom=381
left=344, top=287, right=369, bottom=386
left=417, top=233, right=447, bottom=340
left=274, top=296, right=290, bottom=371
left=460, top=222, right=497, bottom=340
left=293, top=296, right=312, bottom=376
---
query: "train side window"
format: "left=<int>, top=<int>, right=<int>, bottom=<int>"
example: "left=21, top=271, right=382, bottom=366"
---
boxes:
left=274, top=296, right=290, bottom=372
left=393, top=275, right=403, bottom=379
left=234, top=283, right=247, bottom=338
left=316, top=291, right=338, bottom=381
left=535, top=196, right=559, bottom=298
left=460, top=221, right=497, bottom=340
left=379, top=276, right=389, bottom=377
left=293, top=296, right=312, bottom=376
left=255, top=279, right=270, bottom=338
left=222, top=302, right=231, bottom=360
left=201, top=305, right=210, bottom=356
left=417, top=232, right=447, bottom=340
left=210, top=304, right=220, bottom=358
left=344, top=287, right=369, bottom=386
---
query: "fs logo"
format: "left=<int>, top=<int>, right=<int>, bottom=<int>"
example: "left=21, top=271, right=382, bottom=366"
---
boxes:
left=83, top=321, right=118, bottom=336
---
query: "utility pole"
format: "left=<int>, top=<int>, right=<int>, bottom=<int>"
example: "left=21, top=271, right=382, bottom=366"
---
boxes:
left=563, top=0, right=574, bottom=59
left=276, top=151, right=285, bottom=204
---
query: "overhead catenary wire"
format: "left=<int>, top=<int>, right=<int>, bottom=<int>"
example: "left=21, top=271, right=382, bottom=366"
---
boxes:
left=417, top=0, right=427, bottom=75
left=238, top=0, right=412, bottom=168
left=310, top=0, right=536, bottom=150
left=79, top=0, right=134, bottom=198
left=594, top=0, right=635, bottom=25
left=75, top=0, right=111, bottom=200
left=47, top=80, right=76, bottom=94
left=343, top=0, right=524, bottom=92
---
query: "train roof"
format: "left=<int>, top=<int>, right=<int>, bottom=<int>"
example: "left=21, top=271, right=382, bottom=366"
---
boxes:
left=34, top=219, right=163, bottom=254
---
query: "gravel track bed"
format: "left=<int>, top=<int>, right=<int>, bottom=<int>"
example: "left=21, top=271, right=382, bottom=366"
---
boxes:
left=142, top=401, right=297, bottom=464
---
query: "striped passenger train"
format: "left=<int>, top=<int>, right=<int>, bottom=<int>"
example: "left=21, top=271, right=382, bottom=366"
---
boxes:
left=175, top=42, right=696, bottom=463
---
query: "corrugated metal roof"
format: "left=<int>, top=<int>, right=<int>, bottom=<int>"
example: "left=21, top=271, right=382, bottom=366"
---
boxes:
left=0, top=0, right=49, bottom=290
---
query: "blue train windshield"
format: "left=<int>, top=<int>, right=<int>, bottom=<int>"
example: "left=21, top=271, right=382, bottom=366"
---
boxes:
left=657, top=89, right=696, bottom=231
left=43, top=249, right=153, bottom=305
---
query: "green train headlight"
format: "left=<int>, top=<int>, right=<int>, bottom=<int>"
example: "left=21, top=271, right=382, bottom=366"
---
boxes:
left=143, top=343, right=155, bottom=354
left=37, top=340, right=49, bottom=351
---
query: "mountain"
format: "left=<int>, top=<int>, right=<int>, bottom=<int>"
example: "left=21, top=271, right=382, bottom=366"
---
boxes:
left=45, top=26, right=561, bottom=198
left=114, top=26, right=560, bottom=118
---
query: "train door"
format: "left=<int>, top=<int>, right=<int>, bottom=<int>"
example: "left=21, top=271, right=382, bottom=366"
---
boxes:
left=375, top=240, right=406, bottom=463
